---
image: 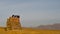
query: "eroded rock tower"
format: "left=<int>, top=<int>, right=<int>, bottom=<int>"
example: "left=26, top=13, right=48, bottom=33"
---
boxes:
left=7, top=15, right=21, bottom=30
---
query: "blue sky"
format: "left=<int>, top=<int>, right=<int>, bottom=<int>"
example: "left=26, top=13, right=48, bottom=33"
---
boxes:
left=0, top=0, right=60, bottom=27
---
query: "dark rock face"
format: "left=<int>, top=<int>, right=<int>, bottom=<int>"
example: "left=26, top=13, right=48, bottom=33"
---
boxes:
left=36, top=23, right=60, bottom=30
left=12, top=15, right=20, bottom=18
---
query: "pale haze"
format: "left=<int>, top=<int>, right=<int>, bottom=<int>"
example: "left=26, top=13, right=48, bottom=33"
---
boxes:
left=0, top=0, right=60, bottom=27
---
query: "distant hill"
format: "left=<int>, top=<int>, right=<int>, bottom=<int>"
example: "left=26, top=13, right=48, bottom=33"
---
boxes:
left=36, top=23, right=60, bottom=30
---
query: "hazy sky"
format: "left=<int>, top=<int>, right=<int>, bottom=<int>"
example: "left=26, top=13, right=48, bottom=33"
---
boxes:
left=0, top=0, right=60, bottom=27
